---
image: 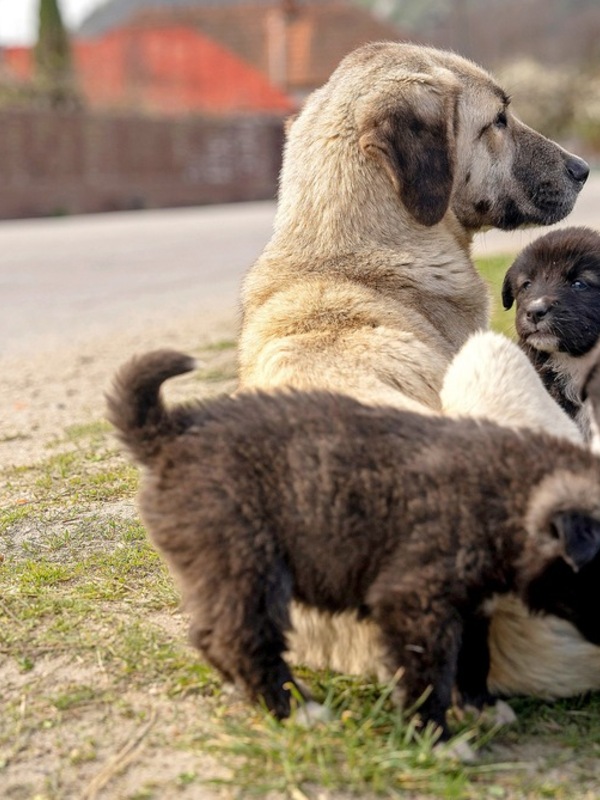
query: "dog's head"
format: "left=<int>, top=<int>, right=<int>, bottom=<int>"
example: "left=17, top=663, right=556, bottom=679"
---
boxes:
left=286, top=42, right=588, bottom=232
left=502, top=227, right=600, bottom=357
left=522, top=471, right=600, bottom=645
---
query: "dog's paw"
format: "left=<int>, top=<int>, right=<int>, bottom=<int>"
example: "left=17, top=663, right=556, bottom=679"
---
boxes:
left=292, top=700, right=333, bottom=728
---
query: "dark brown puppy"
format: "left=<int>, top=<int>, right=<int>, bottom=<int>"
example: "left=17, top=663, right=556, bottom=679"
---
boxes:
left=502, top=227, right=600, bottom=437
left=107, top=350, right=600, bottom=740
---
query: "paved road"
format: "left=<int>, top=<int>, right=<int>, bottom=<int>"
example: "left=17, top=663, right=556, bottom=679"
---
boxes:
left=1, top=174, right=599, bottom=357
left=0, top=203, right=274, bottom=357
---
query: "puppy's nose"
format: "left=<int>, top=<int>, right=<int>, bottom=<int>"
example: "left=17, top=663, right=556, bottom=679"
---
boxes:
left=565, top=155, right=590, bottom=185
left=526, top=297, right=555, bottom=323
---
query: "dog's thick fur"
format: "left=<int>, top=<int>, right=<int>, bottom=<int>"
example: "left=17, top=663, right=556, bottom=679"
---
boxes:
left=237, top=41, right=590, bottom=694
left=108, top=350, right=600, bottom=738
left=503, top=227, right=600, bottom=440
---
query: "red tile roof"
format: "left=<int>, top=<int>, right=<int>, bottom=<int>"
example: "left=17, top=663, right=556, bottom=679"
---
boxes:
left=3, top=1, right=407, bottom=114
left=3, top=24, right=295, bottom=115
left=128, top=1, right=408, bottom=96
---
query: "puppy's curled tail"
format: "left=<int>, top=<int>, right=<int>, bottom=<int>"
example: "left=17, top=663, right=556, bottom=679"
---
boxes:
left=106, top=349, right=196, bottom=465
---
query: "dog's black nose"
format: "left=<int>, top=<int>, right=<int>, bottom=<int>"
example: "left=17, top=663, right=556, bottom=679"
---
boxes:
left=526, top=297, right=554, bottom=323
left=566, top=155, right=590, bottom=185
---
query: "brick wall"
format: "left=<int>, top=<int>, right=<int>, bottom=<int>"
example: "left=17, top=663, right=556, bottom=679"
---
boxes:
left=0, top=109, right=285, bottom=219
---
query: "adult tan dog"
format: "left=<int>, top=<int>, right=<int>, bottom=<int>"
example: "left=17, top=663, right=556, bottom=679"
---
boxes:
left=238, top=42, right=592, bottom=696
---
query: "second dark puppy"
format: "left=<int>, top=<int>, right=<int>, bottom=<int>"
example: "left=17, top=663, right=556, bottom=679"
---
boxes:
left=107, top=350, right=600, bottom=743
left=502, top=226, right=600, bottom=437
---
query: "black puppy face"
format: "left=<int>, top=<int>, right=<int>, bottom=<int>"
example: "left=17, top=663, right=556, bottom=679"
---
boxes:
left=526, top=558, right=600, bottom=645
left=502, top=227, right=600, bottom=357
left=525, top=511, right=600, bottom=645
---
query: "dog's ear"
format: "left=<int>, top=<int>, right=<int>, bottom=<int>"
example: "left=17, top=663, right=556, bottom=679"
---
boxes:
left=550, top=511, right=600, bottom=572
left=501, top=270, right=515, bottom=310
left=359, top=78, right=457, bottom=226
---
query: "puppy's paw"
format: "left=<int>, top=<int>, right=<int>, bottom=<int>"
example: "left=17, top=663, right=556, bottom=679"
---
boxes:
left=461, top=698, right=517, bottom=728
left=491, top=699, right=517, bottom=726
left=292, top=700, right=333, bottom=728
left=434, top=738, right=477, bottom=764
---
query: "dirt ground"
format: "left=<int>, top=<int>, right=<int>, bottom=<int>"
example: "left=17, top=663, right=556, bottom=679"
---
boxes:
left=0, top=307, right=237, bottom=468
left=0, top=311, right=245, bottom=799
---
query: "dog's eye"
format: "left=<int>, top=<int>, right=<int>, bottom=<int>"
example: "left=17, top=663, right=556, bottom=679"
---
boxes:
left=520, top=280, right=532, bottom=292
left=571, top=279, right=588, bottom=291
left=494, top=110, right=508, bottom=129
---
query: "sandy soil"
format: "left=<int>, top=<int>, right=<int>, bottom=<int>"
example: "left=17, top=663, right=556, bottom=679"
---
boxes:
left=0, top=310, right=245, bottom=799
left=0, top=309, right=237, bottom=468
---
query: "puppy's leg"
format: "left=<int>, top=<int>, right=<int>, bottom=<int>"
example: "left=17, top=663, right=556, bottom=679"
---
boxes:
left=455, top=614, right=494, bottom=710
left=455, top=614, right=516, bottom=727
left=188, top=561, right=306, bottom=719
left=372, top=598, right=480, bottom=762
left=368, top=585, right=463, bottom=740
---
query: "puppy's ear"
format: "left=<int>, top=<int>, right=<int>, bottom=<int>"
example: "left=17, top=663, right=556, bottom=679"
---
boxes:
left=550, top=511, right=600, bottom=572
left=501, top=270, right=515, bottom=310
left=359, top=78, right=457, bottom=226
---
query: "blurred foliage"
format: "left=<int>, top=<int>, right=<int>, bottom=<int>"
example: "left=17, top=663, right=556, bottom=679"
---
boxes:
left=476, top=255, right=515, bottom=338
left=355, top=0, right=448, bottom=28
left=32, top=0, right=82, bottom=108
left=497, top=59, right=600, bottom=155
left=35, top=0, right=72, bottom=80
left=357, top=0, right=599, bottom=39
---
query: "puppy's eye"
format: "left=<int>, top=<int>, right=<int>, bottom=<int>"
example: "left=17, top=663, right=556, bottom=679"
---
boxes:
left=571, top=279, right=588, bottom=290
left=520, top=280, right=532, bottom=292
left=494, top=110, right=508, bottom=129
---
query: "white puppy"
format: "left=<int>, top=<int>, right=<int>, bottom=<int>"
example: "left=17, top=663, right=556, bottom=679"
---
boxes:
left=441, top=331, right=583, bottom=445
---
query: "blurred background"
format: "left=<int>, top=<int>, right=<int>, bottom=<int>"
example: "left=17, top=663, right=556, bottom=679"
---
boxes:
left=0, top=0, right=599, bottom=220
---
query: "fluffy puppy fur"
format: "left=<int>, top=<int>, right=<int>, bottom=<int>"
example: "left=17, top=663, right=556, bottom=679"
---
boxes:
left=441, top=331, right=583, bottom=445
left=502, top=227, right=600, bottom=439
left=108, top=350, right=600, bottom=739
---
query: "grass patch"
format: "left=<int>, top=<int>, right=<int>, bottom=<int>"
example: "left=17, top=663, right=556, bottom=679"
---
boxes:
left=193, top=365, right=238, bottom=383
left=205, top=676, right=502, bottom=798
left=203, top=338, right=237, bottom=352
left=475, top=254, right=515, bottom=337
left=65, top=420, right=113, bottom=440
